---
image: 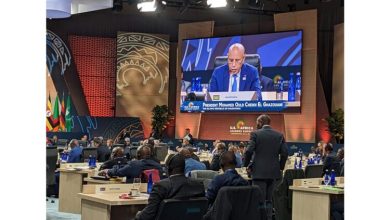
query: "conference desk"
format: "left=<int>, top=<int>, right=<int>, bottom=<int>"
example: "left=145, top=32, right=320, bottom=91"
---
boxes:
left=84, top=177, right=126, bottom=184
left=290, top=184, right=344, bottom=220
left=58, top=166, right=97, bottom=214
left=79, top=184, right=148, bottom=220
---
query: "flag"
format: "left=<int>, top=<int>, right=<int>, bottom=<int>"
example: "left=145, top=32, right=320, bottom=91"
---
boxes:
left=46, top=94, right=53, bottom=131
left=59, top=92, right=66, bottom=131
left=65, top=94, right=72, bottom=132
left=52, top=95, right=60, bottom=131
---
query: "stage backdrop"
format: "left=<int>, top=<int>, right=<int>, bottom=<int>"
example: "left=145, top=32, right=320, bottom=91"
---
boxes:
left=115, top=32, right=170, bottom=137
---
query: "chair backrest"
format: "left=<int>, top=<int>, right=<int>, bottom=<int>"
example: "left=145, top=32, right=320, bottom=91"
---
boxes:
left=57, top=138, right=68, bottom=146
left=82, top=147, right=98, bottom=161
left=78, top=140, right=88, bottom=148
left=155, top=197, right=208, bottom=220
left=141, top=169, right=161, bottom=183
left=190, top=170, right=218, bottom=180
left=204, top=185, right=263, bottom=220
left=155, top=144, right=169, bottom=162
left=304, top=164, right=324, bottom=178
left=214, top=54, right=261, bottom=70
left=46, top=147, right=58, bottom=186
left=129, top=146, right=138, bottom=159
left=273, top=168, right=305, bottom=220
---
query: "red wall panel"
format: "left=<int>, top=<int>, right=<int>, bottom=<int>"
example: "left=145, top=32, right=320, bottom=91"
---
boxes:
left=69, top=35, right=116, bottom=117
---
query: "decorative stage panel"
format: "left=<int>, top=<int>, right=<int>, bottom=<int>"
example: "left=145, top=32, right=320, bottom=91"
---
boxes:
left=115, top=32, right=170, bottom=137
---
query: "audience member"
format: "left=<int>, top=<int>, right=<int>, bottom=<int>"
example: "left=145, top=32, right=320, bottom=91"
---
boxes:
left=238, top=142, right=246, bottom=163
left=135, top=154, right=205, bottom=220
left=210, top=142, right=227, bottom=171
left=187, top=147, right=200, bottom=161
left=244, top=114, right=288, bottom=220
left=180, top=148, right=206, bottom=177
left=322, top=143, right=341, bottom=176
left=67, top=139, right=83, bottom=163
left=123, top=137, right=132, bottom=160
left=106, top=139, right=114, bottom=152
left=99, top=145, right=163, bottom=183
left=228, top=146, right=243, bottom=168
left=183, top=128, right=194, bottom=145
left=93, top=137, right=111, bottom=162
left=99, top=147, right=128, bottom=171
left=337, top=148, right=344, bottom=176
left=206, top=151, right=249, bottom=206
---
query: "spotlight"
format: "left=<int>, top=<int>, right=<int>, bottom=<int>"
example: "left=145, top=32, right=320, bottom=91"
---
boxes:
left=207, top=0, right=227, bottom=8
left=137, top=0, right=157, bottom=12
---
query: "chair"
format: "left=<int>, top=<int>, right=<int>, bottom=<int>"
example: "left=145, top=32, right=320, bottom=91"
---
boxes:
left=190, top=170, right=219, bottom=190
left=78, top=140, right=87, bottom=147
left=155, top=197, right=208, bottom=220
left=82, top=147, right=98, bottom=162
left=124, top=146, right=138, bottom=160
left=273, top=169, right=305, bottom=220
left=304, top=164, right=324, bottom=178
left=57, top=138, right=68, bottom=148
left=141, top=169, right=161, bottom=183
left=46, top=147, right=58, bottom=200
left=155, top=144, right=168, bottom=162
left=203, top=185, right=264, bottom=220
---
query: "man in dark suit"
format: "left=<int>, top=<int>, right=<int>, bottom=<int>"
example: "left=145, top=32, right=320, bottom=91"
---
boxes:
left=206, top=151, right=248, bottom=207
left=208, top=43, right=262, bottom=100
left=99, top=145, right=163, bottom=183
left=135, top=154, right=205, bottom=220
left=244, top=114, right=288, bottom=220
left=94, top=137, right=111, bottom=162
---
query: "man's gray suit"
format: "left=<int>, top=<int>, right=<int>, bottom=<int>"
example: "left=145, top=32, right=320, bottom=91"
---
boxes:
left=244, top=125, right=288, bottom=220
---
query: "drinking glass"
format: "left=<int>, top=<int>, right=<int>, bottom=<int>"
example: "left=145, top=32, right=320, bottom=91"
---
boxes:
left=133, top=178, right=141, bottom=190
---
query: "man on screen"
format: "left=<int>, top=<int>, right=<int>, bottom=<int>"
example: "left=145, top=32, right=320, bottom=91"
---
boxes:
left=208, top=43, right=262, bottom=100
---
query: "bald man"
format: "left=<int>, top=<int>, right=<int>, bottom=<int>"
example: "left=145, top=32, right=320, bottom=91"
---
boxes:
left=209, top=43, right=262, bottom=100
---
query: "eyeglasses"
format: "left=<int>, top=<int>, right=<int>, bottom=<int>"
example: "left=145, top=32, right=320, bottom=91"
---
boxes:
left=227, top=58, right=244, bottom=64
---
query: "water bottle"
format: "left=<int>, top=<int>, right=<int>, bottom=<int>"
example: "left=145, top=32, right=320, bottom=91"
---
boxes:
left=295, top=72, right=301, bottom=100
left=294, top=157, right=297, bottom=169
left=330, top=169, right=336, bottom=186
left=276, top=79, right=283, bottom=100
left=88, top=155, right=92, bottom=167
left=191, top=77, right=195, bottom=92
left=147, top=173, right=153, bottom=194
left=288, top=72, right=295, bottom=101
left=92, top=155, right=96, bottom=167
left=324, top=169, right=330, bottom=185
left=196, top=77, right=202, bottom=92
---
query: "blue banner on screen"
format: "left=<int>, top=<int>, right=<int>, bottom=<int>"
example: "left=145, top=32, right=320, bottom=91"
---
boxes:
left=180, top=30, right=302, bottom=113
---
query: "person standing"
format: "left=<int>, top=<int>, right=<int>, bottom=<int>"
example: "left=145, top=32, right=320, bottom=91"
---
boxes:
left=244, top=114, right=288, bottom=220
left=183, top=128, right=194, bottom=145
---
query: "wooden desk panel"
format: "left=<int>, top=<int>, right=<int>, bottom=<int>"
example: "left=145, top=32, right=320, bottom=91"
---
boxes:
left=79, top=192, right=148, bottom=220
left=290, top=185, right=344, bottom=220
left=58, top=170, right=88, bottom=214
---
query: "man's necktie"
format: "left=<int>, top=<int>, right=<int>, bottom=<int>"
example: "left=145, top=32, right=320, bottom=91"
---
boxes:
left=232, top=74, right=238, bottom=92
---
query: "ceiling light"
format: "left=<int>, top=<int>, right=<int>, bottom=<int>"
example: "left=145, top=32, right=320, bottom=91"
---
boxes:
left=207, top=0, right=227, bottom=8
left=137, top=0, right=157, bottom=12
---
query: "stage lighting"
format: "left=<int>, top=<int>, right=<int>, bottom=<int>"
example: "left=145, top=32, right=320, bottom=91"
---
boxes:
left=247, top=0, right=262, bottom=9
left=207, top=0, right=227, bottom=8
left=137, top=0, right=157, bottom=12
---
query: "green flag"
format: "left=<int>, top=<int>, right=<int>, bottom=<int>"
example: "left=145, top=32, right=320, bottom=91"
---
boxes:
left=65, top=94, right=72, bottom=132
left=52, top=95, right=59, bottom=131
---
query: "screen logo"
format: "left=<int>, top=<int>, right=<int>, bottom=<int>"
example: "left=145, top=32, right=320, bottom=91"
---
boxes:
left=229, top=120, right=253, bottom=135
